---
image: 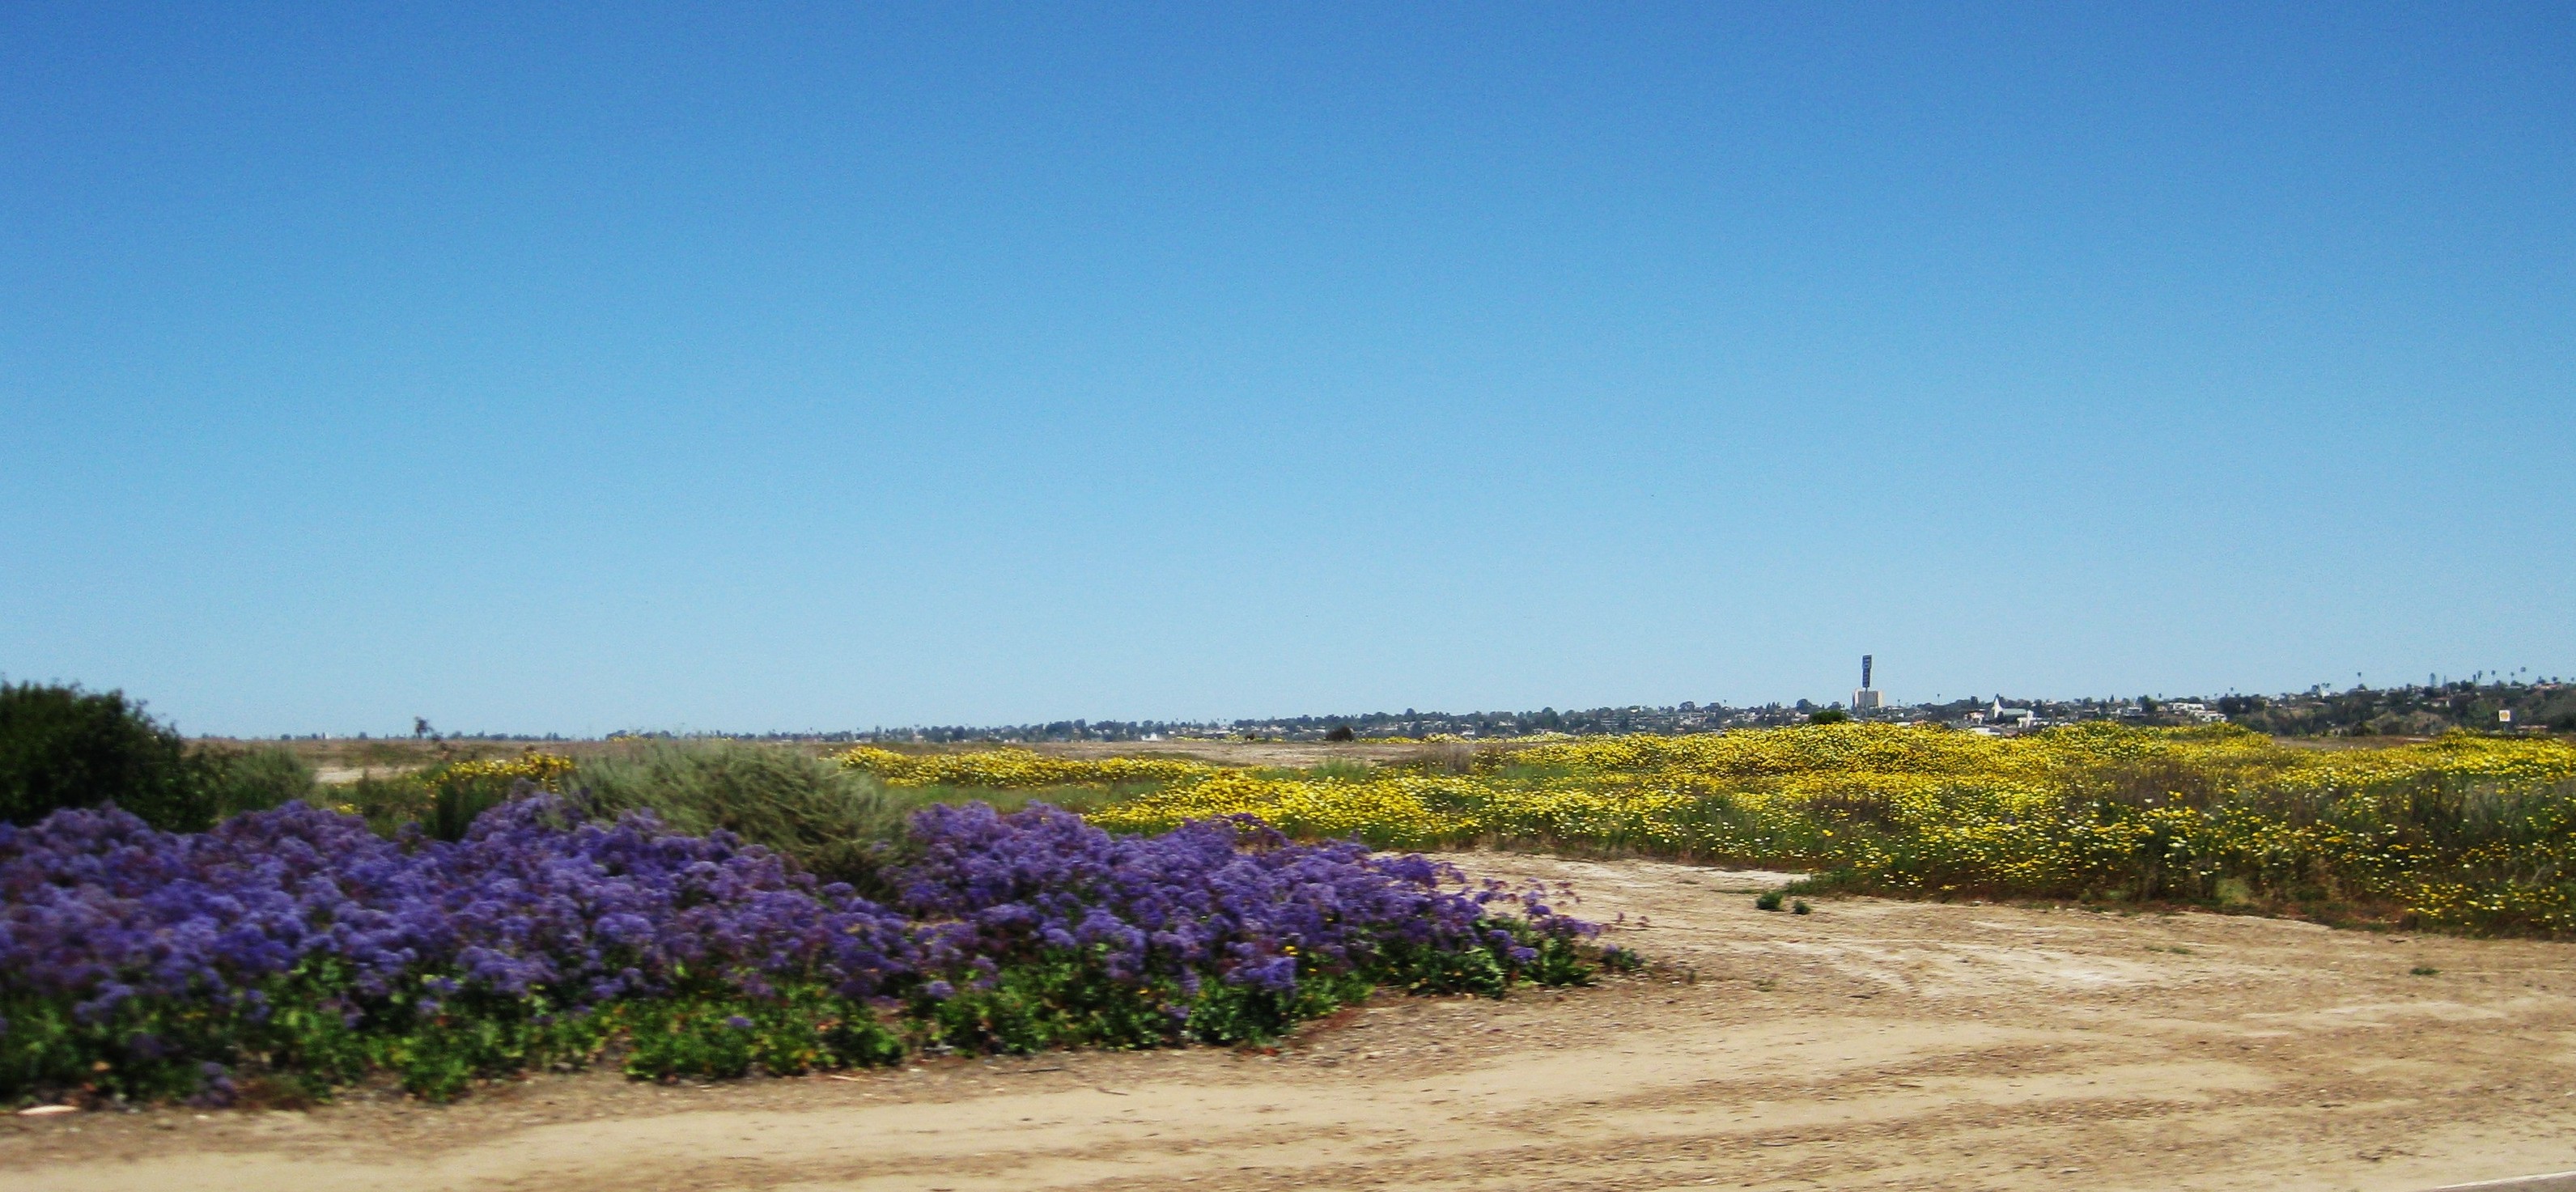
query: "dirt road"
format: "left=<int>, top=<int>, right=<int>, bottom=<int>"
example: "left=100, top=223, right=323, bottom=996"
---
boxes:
left=9, top=853, right=2576, bottom=1191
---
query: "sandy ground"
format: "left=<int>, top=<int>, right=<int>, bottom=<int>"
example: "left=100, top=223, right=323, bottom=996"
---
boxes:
left=9, top=853, right=2576, bottom=1192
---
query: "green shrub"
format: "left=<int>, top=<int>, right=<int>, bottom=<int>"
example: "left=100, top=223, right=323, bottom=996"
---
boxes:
left=323, top=753, right=575, bottom=841
left=573, top=742, right=911, bottom=889
left=1754, top=890, right=1785, bottom=911
left=0, top=681, right=210, bottom=829
left=1373, top=918, right=1595, bottom=999
left=194, top=745, right=318, bottom=821
left=1186, top=969, right=1374, bottom=1045
left=321, top=742, right=1127, bottom=872
left=335, top=771, right=435, bottom=836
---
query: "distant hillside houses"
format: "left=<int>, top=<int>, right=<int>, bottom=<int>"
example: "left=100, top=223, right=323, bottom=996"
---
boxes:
left=764, top=678, right=2572, bottom=744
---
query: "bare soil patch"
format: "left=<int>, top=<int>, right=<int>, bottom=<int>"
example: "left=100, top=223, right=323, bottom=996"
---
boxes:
left=10, top=854, right=2576, bottom=1191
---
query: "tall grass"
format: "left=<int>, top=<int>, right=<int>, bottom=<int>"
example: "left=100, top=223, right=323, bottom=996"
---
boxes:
left=567, top=742, right=910, bottom=889
left=193, top=744, right=319, bottom=821
left=314, top=740, right=1156, bottom=897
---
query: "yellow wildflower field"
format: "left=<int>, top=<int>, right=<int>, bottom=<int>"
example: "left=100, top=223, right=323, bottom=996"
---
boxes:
left=847, top=725, right=2576, bottom=936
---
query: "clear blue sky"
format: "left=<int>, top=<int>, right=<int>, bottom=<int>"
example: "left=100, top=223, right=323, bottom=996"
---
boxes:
left=4, top=4, right=2570, bottom=736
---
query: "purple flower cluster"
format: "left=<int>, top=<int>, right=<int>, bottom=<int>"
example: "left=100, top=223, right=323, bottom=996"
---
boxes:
left=900, top=804, right=1594, bottom=996
left=2, top=795, right=1597, bottom=1097
left=0, top=799, right=915, bottom=1030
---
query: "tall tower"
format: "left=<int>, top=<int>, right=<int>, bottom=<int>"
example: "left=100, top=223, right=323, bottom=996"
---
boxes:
left=1852, top=655, right=1883, bottom=712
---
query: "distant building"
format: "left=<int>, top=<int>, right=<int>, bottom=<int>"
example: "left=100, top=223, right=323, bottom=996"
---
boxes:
left=1852, top=655, right=1883, bottom=712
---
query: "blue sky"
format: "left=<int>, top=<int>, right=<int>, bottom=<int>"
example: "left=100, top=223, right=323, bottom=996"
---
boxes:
left=4, top=3, right=2570, bottom=736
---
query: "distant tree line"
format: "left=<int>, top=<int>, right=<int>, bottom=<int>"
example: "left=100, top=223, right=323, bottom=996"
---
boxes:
left=2223, top=681, right=2576, bottom=736
left=826, top=681, right=2574, bottom=743
left=197, top=681, right=2574, bottom=748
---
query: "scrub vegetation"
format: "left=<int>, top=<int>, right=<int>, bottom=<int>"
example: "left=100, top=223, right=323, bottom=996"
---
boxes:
left=0, top=685, right=1607, bottom=1110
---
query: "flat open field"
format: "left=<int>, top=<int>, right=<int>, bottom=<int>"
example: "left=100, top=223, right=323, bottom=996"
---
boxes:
left=248, top=736, right=1494, bottom=784
left=10, top=854, right=2575, bottom=1192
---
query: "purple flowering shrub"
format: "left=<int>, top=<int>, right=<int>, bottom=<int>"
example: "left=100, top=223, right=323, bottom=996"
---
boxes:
left=1, top=795, right=1604, bottom=1107
left=0, top=798, right=916, bottom=1102
left=898, top=804, right=1598, bottom=1050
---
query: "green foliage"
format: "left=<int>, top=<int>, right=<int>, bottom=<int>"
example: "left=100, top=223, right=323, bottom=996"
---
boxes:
left=429, top=782, right=507, bottom=842
left=0, top=681, right=208, bottom=830
left=326, top=753, right=573, bottom=842
left=334, top=771, right=435, bottom=836
left=1507, top=929, right=1600, bottom=989
left=0, top=958, right=623, bottom=1107
left=569, top=742, right=1148, bottom=893
left=906, top=930, right=1595, bottom=1056
left=573, top=741, right=912, bottom=889
left=193, top=745, right=318, bottom=821
left=327, top=770, right=509, bottom=843
left=1373, top=937, right=1509, bottom=997
left=376, top=986, right=616, bottom=1101
left=622, top=985, right=902, bottom=1082
left=1186, top=970, right=1375, bottom=1045
left=912, top=951, right=1194, bottom=1054
left=1807, top=708, right=1853, bottom=725
left=2232, top=680, right=2576, bottom=737
left=1372, top=918, right=1595, bottom=998
left=4, top=936, right=1607, bottom=1107
left=1754, top=890, right=1785, bottom=911
left=325, top=742, right=1140, bottom=868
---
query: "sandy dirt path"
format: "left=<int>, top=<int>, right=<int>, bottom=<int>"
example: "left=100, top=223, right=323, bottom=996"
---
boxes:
left=8, top=852, right=2576, bottom=1191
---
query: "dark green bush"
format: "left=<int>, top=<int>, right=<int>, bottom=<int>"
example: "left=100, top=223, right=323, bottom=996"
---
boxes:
left=0, top=681, right=210, bottom=830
